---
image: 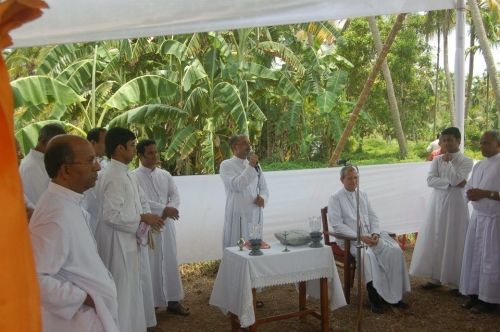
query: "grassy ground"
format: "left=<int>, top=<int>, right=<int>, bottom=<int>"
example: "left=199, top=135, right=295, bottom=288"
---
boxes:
left=155, top=244, right=500, bottom=331
left=261, top=138, right=483, bottom=171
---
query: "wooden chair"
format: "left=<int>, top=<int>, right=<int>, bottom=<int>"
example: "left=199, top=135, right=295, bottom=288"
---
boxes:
left=320, top=206, right=356, bottom=304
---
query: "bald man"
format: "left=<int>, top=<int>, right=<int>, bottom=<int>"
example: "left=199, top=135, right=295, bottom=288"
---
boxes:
left=29, top=135, right=118, bottom=331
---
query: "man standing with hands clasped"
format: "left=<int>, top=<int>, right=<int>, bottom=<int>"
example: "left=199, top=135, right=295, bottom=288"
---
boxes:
left=219, top=134, right=269, bottom=249
left=133, top=139, right=190, bottom=317
left=460, top=130, right=500, bottom=314
left=410, top=127, right=473, bottom=291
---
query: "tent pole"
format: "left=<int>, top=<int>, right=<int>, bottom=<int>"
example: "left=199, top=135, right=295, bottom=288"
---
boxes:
left=455, top=0, right=466, bottom=150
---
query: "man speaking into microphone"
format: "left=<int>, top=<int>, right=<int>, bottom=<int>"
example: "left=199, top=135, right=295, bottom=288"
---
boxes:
left=219, top=134, right=269, bottom=249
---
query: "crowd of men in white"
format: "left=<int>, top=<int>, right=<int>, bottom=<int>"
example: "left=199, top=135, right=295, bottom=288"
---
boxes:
left=16, top=124, right=500, bottom=331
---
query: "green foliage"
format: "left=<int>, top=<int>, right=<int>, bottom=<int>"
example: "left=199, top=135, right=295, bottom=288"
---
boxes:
left=7, top=11, right=494, bottom=174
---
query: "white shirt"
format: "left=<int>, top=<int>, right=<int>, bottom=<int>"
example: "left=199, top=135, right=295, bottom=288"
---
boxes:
left=19, top=149, right=49, bottom=205
left=30, top=182, right=118, bottom=332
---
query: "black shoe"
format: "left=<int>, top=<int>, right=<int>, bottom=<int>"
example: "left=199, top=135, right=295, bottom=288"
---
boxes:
left=391, top=301, right=409, bottom=309
left=462, top=296, right=479, bottom=309
left=421, top=282, right=441, bottom=290
left=371, top=303, right=384, bottom=314
left=470, top=302, right=496, bottom=314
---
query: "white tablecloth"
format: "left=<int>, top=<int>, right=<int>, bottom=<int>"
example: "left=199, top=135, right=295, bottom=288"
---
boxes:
left=209, top=242, right=347, bottom=327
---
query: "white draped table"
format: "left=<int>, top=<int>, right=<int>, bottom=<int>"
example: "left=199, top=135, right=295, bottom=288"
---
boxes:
left=209, top=242, right=347, bottom=331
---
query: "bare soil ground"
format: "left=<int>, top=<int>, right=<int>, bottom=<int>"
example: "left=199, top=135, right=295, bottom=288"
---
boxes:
left=155, top=247, right=500, bottom=332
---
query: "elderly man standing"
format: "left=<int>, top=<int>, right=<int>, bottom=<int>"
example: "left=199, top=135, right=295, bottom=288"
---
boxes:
left=133, top=139, right=189, bottom=316
left=219, top=134, right=269, bottom=249
left=460, top=130, right=500, bottom=314
left=410, top=127, right=473, bottom=290
left=328, top=166, right=410, bottom=314
left=19, top=123, right=66, bottom=205
left=94, top=128, right=164, bottom=332
left=29, top=135, right=118, bottom=331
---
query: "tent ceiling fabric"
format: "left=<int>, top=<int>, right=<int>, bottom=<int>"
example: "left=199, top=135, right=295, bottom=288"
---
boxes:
left=11, top=0, right=455, bottom=47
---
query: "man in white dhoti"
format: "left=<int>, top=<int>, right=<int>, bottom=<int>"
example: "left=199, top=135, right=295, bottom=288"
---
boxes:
left=29, top=135, right=119, bottom=332
left=19, top=123, right=66, bottom=205
left=219, top=134, right=269, bottom=249
left=460, top=130, right=500, bottom=314
left=328, top=166, right=410, bottom=314
left=133, top=139, right=190, bottom=316
left=410, top=127, right=473, bottom=290
left=94, top=127, right=164, bottom=332
left=83, top=127, right=108, bottom=234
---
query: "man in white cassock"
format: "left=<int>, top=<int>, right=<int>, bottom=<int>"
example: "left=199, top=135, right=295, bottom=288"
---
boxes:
left=219, top=134, right=269, bottom=249
left=29, top=135, right=118, bottom=332
left=460, top=130, right=500, bottom=314
left=94, top=128, right=164, bottom=332
left=19, top=123, right=66, bottom=205
left=133, top=139, right=190, bottom=316
left=328, top=166, right=410, bottom=314
left=410, top=127, right=473, bottom=290
left=82, top=127, right=108, bottom=235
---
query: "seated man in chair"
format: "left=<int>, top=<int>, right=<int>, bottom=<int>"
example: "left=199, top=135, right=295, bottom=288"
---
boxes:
left=328, top=166, right=411, bottom=314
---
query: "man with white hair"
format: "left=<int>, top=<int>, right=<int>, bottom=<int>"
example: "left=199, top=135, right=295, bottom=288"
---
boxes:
left=328, top=166, right=410, bottom=314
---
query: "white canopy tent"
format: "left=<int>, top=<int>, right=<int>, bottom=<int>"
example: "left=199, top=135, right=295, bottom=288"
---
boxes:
left=12, top=0, right=455, bottom=47
left=10, top=0, right=466, bottom=144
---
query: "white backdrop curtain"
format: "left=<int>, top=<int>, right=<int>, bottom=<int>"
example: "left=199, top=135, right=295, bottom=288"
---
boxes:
left=11, top=0, right=455, bottom=47
left=174, top=162, right=432, bottom=263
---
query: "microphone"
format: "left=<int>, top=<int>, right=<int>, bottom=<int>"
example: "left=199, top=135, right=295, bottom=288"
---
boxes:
left=248, top=151, right=261, bottom=172
left=336, top=158, right=350, bottom=166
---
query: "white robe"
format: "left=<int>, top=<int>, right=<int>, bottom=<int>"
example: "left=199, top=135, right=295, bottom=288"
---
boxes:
left=460, top=152, right=500, bottom=304
left=410, top=152, right=473, bottom=287
left=328, top=188, right=410, bottom=304
left=133, top=165, right=184, bottom=305
left=94, top=159, right=155, bottom=332
left=30, top=182, right=118, bottom=332
left=83, top=158, right=108, bottom=235
left=219, top=156, right=269, bottom=249
left=19, top=149, right=49, bottom=205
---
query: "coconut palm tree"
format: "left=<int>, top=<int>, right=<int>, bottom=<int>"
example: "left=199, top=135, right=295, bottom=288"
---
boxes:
left=368, top=16, right=408, bottom=158
left=468, top=0, right=500, bottom=128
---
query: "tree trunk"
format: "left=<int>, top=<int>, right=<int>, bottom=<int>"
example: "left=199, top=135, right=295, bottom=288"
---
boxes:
left=465, top=25, right=475, bottom=119
left=329, top=14, right=407, bottom=165
left=368, top=17, right=407, bottom=158
left=468, top=0, right=500, bottom=129
left=443, top=10, right=456, bottom=125
left=433, top=25, right=441, bottom=138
